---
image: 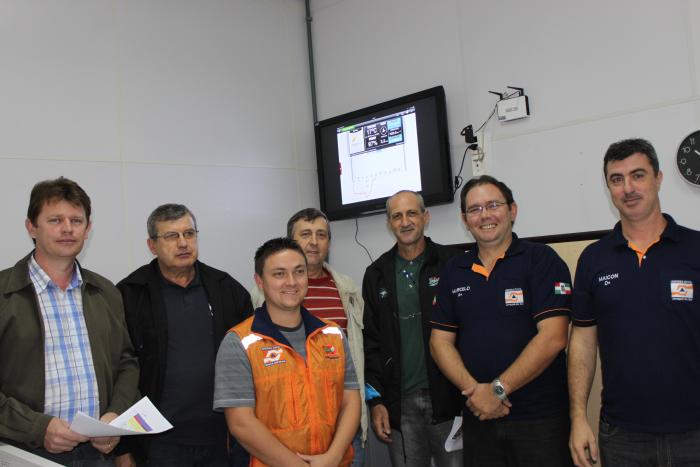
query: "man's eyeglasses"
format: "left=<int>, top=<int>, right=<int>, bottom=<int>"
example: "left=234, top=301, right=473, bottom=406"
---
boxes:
left=153, top=229, right=198, bottom=242
left=465, top=201, right=508, bottom=216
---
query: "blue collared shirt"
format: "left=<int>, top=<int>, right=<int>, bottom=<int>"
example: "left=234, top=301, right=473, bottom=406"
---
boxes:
left=432, top=234, right=572, bottom=420
left=28, top=255, right=99, bottom=422
left=572, top=214, right=700, bottom=433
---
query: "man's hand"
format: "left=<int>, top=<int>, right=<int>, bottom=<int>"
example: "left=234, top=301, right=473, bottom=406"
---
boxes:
left=370, top=404, right=392, bottom=443
left=114, top=453, right=137, bottom=467
left=297, top=451, right=340, bottom=466
left=464, top=383, right=511, bottom=420
left=569, top=416, right=598, bottom=467
left=90, top=412, right=120, bottom=454
left=43, top=417, right=89, bottom=453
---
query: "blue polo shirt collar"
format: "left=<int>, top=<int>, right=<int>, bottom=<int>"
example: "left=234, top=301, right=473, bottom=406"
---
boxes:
left=611, top=213, right=680, bottom=248
left=455, top=233, right=524, bottom=270
left=251, top=303, right=328, bottom=348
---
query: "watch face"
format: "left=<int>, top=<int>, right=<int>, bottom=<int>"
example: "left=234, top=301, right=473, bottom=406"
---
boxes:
left=677, top=130, right=700, bottom=186
left=494, top=386, right=505, bottom=396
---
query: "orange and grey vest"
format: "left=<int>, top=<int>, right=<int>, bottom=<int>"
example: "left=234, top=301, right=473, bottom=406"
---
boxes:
left=231, top=306, right=353, bottom=467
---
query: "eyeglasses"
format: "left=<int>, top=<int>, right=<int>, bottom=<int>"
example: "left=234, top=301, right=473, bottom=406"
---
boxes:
left=465, top=201, right=508, bottom=216
left=153, top=229, right=198, bottom=242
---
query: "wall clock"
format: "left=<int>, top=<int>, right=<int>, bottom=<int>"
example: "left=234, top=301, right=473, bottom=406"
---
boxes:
left=677, top=131, right=700, bottom=186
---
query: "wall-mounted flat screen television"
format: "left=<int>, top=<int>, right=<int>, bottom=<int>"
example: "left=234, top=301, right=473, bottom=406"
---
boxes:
left=315, top=86, right=453, bottom=221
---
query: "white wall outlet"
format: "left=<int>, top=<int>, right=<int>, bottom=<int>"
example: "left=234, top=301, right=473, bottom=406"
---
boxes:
left=471, top=129, right=488, bottom=176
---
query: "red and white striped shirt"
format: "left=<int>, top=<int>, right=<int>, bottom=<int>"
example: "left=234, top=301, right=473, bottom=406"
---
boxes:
left=303, top=272, right=347, bottom=332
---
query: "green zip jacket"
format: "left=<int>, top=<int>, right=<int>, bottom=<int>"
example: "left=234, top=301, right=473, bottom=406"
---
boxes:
left=0, top=253, right=140, bottom=449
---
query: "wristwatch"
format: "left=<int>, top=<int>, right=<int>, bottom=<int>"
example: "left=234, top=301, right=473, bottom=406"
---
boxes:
left=492, top=379, right=509, bottom=401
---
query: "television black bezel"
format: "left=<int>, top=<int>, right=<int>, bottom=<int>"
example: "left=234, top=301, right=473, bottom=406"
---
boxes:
left=314, top=85, right=453, bottom=221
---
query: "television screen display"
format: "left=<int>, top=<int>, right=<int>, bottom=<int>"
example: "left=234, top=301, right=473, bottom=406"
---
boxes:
left=315, top=86, right=453, bottom=221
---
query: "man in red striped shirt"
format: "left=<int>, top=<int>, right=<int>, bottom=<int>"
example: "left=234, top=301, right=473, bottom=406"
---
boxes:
left=251, top=208, right=367, bottom=466
left=291, top=210, right=348, bottom=331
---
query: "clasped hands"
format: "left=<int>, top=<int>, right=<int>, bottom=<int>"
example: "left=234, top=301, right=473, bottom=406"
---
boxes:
left=44, top=412, right=120, bottom=455
left=462, top=383, right=512, bottom=421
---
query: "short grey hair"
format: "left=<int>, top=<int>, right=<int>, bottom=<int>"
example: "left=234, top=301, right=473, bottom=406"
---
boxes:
left=147, top=204, right=197, bottom=239
left=286, top=208, right=331, bottom=240
left=385, top=190, right=426, bottom=217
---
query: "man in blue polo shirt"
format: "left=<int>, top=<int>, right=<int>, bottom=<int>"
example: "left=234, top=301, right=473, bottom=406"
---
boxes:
left=430, top=175, right=573, bottom=467
left=568, top=138, right=700, bottom=467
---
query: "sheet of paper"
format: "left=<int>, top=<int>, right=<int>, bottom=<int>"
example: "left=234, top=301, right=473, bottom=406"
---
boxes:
left=444, top=415, right=463, bottom=452
left=69, top=396, right=172, bottom=437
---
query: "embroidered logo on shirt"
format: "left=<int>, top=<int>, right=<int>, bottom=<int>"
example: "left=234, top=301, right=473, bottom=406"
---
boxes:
left=428, top=276, right=440, bottom=287
left=670, top=280, right=694, bottom=301
left=262, top=347, right=286, bottom=366
left=379, top=288, right=388, bottom=299
left=323, top=344, right=340, bottom=359
left=504, top=288, right=524, bottom=306
left=554, top=282, right=572, bottom=295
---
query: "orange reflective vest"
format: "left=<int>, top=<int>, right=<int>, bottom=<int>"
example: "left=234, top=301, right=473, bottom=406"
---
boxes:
left=231, top=307, right=353, bottom=467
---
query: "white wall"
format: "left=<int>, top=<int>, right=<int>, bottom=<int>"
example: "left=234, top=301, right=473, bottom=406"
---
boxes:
left=311, top=0, right=700, bottom=284
left=0, top=0, right=315, bottom=288
left=5, top=1, right=697, bottom=288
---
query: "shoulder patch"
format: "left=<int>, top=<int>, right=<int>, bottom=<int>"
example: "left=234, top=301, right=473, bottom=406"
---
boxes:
left=554, top=282, right=572, bottom=295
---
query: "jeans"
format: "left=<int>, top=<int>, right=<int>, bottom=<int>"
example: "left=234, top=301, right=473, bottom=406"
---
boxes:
left=387, top=389, right=462, bottom=467
left=351, top=429, right=366, bottom=466
left=461, top=411, right=573, bottom=467
left=599, top=417, right=700, bottom=467
left=30, top=443, right=115, bottom=467
left=147, top=438, right=228, bottom=467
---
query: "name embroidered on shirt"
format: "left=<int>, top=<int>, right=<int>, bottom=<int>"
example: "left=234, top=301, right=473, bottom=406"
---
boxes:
left=505, top=288, right=524, bottom=306
left=451, top=286, right=470, bottom=297
left=263, top=347, right=286, bottom=366
left=598, top=273, right=619, bottom=286
left=670, top=280, right=694, bottom=301
left=554, top=282, right=572, bottom=295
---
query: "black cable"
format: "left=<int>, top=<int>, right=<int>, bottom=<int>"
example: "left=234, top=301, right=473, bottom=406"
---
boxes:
left=354, top=217, right=373, bottom=263
left=452, top=145, right=470, bottom=195
left=475, top=105, right=497, bottom=133
left=453, top=90, right=522, bottom=193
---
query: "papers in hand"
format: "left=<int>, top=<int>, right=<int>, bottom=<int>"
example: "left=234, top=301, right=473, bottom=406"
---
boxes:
left=69, top=396, right=173, bottom=437
left=444, top=416, right=463, bottom=452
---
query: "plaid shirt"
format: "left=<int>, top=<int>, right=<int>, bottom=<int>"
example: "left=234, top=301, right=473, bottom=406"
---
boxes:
left=28, top=256, right=100, bottom=422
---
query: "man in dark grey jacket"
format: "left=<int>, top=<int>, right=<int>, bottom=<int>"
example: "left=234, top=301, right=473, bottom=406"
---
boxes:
left=116, top=204, right=252, bottom=467
left=362, top=190, right=462, bottom=467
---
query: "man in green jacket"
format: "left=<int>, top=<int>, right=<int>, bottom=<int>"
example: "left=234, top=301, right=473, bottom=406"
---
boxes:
left=0, top=177, right=139, bottom=466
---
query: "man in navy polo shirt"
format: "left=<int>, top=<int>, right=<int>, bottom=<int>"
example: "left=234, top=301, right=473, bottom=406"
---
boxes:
left=430, top=175, right=573, bottom=467
left=568, top=138, right=700, bottom=467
